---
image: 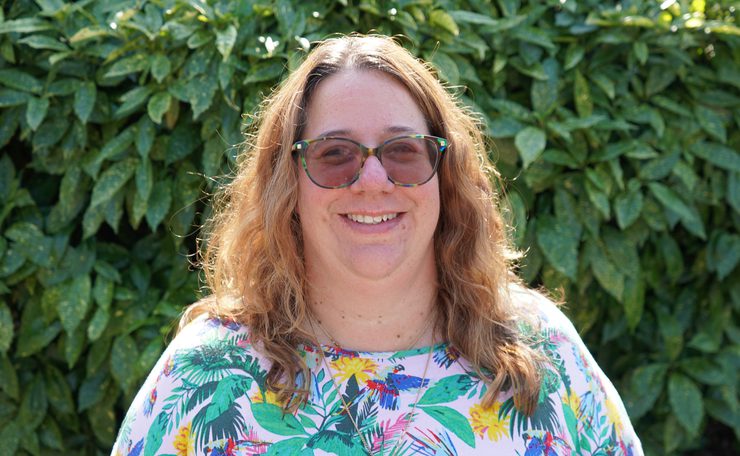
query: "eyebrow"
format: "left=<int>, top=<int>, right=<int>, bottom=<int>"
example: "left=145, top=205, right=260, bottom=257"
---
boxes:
left=316, top=125, right=418, bottom=138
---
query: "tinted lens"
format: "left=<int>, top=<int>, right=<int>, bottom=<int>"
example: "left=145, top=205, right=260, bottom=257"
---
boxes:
left=304, top=139, right=362, bottom=188
left=380, top=137, right=438, bottom=185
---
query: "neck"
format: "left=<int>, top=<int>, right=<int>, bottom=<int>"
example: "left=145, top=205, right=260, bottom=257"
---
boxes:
left=305, top=259, right=439, bottom=352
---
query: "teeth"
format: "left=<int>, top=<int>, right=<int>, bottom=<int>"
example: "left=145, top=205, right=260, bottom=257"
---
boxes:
left=347, top=213, right=398, bottom=224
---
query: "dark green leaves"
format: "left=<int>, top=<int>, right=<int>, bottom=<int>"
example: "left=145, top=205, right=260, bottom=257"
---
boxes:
left=515, top=126, right=546, bottom=168
left=55, top=275, right=92, bottom=334
left=0, top=302, right=12, bottom=354
left=90, top=158, right=138, bottom=209
left=536, top=214, right=580, bottom=280
left=74, top=82, right=96, bottom=123
left=110, top=335, right=139, bottom=392
left=669, top=373, right=704, bottom=435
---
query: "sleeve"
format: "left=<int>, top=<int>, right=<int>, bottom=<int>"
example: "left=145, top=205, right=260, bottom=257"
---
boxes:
left=110, top=317, right=212, bottom=456
left=535, top=294, right=644, bottom=456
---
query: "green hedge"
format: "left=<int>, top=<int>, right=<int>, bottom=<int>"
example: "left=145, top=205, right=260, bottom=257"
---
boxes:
left=0, top=0, right=738, bottom=454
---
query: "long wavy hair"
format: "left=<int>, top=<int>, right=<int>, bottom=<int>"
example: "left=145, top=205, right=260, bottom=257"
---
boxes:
left=185, top=35, right=542, bottom=414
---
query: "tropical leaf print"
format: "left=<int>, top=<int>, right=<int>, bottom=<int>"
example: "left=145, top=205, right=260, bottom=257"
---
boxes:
left=419, top=405, right=476, bottom=447
left=252, top=402, right=306, bottom=436
left=418, top=374, right=476, bottom=405
left=112, top=309, right=643, bottom=456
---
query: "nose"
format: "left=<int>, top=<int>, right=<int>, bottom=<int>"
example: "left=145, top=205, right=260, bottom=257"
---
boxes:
left=351, top=155, right=394, bottom=193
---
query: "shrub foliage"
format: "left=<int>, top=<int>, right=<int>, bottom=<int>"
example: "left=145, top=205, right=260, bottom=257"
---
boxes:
left=0, top=0, right=738, bottom=454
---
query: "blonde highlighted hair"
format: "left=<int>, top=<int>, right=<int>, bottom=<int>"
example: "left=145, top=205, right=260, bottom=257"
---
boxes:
left=185, top=35, right=542, bottom=414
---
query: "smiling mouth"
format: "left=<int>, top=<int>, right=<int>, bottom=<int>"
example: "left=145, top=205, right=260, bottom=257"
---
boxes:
left=345, top=213, right=399, bottom=225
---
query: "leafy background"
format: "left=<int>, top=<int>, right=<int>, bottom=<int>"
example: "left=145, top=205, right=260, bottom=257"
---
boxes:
left=0, top=0, right=738, bottom=454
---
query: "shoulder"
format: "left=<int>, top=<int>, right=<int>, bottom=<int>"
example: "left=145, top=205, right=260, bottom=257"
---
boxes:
left=508, top=284, right=644, bottom=455
left=508, top=283, right=580, bottom=341
left=111, top=312, right=265, bottom=455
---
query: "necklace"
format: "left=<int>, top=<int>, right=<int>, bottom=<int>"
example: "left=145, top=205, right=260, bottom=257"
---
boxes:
left=313, top=312, right=435, bottom=351
left=308, top=318, right=435, bottom=456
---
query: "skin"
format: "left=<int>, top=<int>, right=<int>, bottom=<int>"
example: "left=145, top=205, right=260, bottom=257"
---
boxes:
left=296, top=69, right=440, bottom=351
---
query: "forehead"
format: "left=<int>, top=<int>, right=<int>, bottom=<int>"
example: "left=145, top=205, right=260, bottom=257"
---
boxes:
left=302, top=69, right=429, bottom=140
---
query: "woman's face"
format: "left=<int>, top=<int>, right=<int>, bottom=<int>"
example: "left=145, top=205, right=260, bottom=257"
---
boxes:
left=296, top=69, right=440, bottom=281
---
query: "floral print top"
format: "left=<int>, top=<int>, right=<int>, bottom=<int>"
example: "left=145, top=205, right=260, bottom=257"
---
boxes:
left=111, top=292, right=642, bottom=456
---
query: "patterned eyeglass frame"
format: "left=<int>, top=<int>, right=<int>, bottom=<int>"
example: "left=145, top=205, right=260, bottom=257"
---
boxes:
left=291, top=134, right=448, bottom=189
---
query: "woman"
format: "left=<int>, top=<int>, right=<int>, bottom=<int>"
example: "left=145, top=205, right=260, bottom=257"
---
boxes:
left=112, top=35, right=642, bottom=455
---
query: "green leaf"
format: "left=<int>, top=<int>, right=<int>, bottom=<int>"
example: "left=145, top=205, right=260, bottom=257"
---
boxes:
left=614, top=185, right=643, bottom=229
left=573, top=70, right=593, bottom=117
left=136, top=116, right=156, bottom=157
left=57, top=275, right=91, bottom=334
left=0, top=89, right=31, bottom=107
left=562, top=401, right=581, bottom=453
left=418, top=375, right=476, bottom=405
left=648, top=182, right=705, bottom=238
left=603, top=228, right=640, bottom=278
left=515, top=126, right=546, bottom=168
left=690, top=142, right=740, bottom=172
left=265, top=437, right=309, bottom=455
left=429, top=10, right=460, bottom=36
left=531, top=58, right=559, bottom=115
left=512, top=26, right=556, bottom=51
left=110, top=335, right=138, bottom=392
left=187, top=73, right=218, bottom=119
left=0, top=17, right=52, bottom=34
left=215, top=24, right=237, bottom=61
left=0, top=302, right=13, bottom=354
left=243, top=60, right=285, bottom=84
left=145, top=179, right=172, bottom=230
left=18, top=34, right=68, bottom=51
left=90, top=158, right=138, bottom=209
left=419, top=405, right=475, bottom=447
left=623, top=276, right=645, bottom=331
left=78, top=370, right=108, bottom=411
left=147, top=91, right=171, bottom=124
left=624, top=363, right=667, bottom=419
left=430, top=52, right=460, bottom=84
left=694, top=105, right=727, bottom=143
left=252, top=402, right=306, bottom=436
left=0, top=354, right=19, bottom=399
left=87, top=308, right=109, bottom=341
left=591, top=73, right=615, bottom=99
left=104, top=54, right=149, bottom=78
left=563, top=43, right=584, bottom=70
left=0, top=69, right=43, bottom=93
left=74, top=81, right=96, bottom=123
left=18, top=375, right=47, bottom=430
left=44, top=365, right=74, bottom=415
left=588, top=241, right=624, bottom=302
left=99, top=127, right=136, bottom=162
left=584, top=179, right=610, bottom=218
left=144, top=411, right=169, bottom=456
left=536, top=215, right=579, bottom=280
left=204, top=375, right=253, bottom=422
left=26, top=96, right=49, bottom=131
left=668, top=373, right=704, bottom=435
left=657, top=306, right=683, bottom=361
left=0, top=422, right=20, bottom=456
left=680, top=358, right=731, bottom=386
left=659, top=234, right=684, bottom=283
left=115, top=86, right=152, bottom=118
left=710, top=233, right=739, bottom=280
left=65, top=326, right=85, bottom=367
left=136, top=338, right=163, bottom=378
left=633, top=41, right=648, bottom=65
left=151, top=54, right=171, bottom=83
left=6, top=221, right=52, bottom=267
left=448, top=10, right=499, bottom=26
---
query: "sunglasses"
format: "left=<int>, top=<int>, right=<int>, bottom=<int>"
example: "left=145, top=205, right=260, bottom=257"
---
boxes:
left=292, top=134, right=447, bottom=189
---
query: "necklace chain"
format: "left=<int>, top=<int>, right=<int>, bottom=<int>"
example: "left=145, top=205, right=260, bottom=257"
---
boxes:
left=309, top=318, right=434, bottom=456
left=313, top=313, right=435, bottom=352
